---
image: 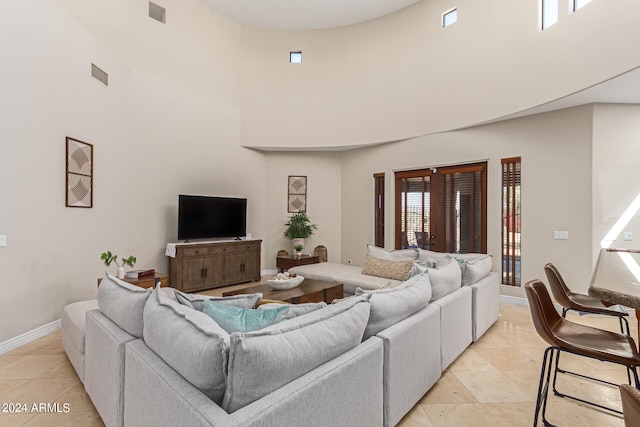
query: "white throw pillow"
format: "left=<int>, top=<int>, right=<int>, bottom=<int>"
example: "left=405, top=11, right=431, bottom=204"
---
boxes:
left=417, top=248, right=448, bottom=265
left=457, top=254, right=493, bottom=286
left=97, top=272, right=151, bottom=338
left=222, top=295, right=371, bottom=413
left=356, top=272, right=432, bottom=339
left=427, top=257, right=462, bottom=301
left=143, top=287, right=230, bottom=405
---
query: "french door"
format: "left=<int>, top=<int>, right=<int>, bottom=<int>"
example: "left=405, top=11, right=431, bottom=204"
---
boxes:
left=395, top=162, right=487, bottom=253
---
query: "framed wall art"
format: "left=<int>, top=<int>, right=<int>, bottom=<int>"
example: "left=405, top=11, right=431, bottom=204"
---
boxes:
left=66, top=137, right=93, bottom=208
left=288, top=175, right=307, bottom=213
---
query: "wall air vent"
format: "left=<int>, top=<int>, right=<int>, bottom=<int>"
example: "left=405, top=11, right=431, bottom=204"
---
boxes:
left=149, top=2, right=166, bottom=23
left=91, top=63, right=108, bottom=86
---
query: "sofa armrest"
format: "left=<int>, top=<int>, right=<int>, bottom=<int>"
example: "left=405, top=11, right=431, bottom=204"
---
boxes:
left=376, top=304, right=441, bottom=427
left=470, top=272, right=500, bottom=341
left=84, top=309, right=137, bottom=427
left=432, top=286, right=472, bottom=370
left=124, top=337, right=384, bottom=427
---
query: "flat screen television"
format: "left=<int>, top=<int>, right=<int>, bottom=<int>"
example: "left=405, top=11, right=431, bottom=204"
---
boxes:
left=178, top=195, right=247, bottom=241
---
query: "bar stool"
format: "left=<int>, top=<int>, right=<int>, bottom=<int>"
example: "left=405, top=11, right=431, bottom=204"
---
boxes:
left=524, top=280, right=640, bottom=427
left=544, top=263, right=630, bottom=335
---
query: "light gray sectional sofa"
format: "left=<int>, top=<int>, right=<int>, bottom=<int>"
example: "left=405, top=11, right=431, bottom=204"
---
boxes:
left=290, top=245, right=500, bottom=343
left=62, top=245, right=499, bottom=427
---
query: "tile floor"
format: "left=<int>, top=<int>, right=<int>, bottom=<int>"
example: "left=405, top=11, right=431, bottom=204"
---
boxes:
left=0, top=302, right=635, bottom=426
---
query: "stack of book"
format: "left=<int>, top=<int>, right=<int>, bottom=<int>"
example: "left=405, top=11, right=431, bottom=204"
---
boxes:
left=126, top=268, right=155, bottom=279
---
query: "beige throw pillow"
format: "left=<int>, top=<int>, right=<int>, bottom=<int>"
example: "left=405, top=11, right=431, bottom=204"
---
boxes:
left=362, top=255, right=414, bottom=281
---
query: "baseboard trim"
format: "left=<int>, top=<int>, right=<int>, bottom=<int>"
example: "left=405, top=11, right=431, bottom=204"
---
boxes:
left=0, top=319, right=61, bottom=355
left=499, top=295, right=528, bottom=307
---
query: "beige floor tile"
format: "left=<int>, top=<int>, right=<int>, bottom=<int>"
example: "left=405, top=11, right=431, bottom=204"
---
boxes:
left=396, top=404, right=435, bottom=427
left=420, top=371, right=478, bottom=405
left=422, top=403, right=499, bottom=427
left=20, top=411, right=103, bottom=427
left=0, top=413, right=37, bottom=426
left=502, top=370, right=543, bottom=398
left=55, top=383, right=98, bottom=413
left=4, top=331, right=62, bottom=357
left=448, top=348, right=499, bottom=373
left=0, top=355, right=69, bottom=380
left=453, top=370, right=532, bottom=403
left=2, top=378, right=79, bottom=406
left=471, top=346, right=541, bottom=372
left=483, top=402, right=537, bottom=427
left=36, top=359, right=79, bottom=380
left=540, top=395, right=625, bottom=427
left=0, top=378, right=29, bottom=396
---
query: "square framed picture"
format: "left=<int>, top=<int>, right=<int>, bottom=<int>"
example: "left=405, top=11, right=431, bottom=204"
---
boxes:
left=288, top=175, right=307, bottom=213
left=66, top=137, right=93, bottom=208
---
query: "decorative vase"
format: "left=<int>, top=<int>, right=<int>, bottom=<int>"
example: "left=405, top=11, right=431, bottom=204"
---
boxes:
left=292, top=238, right=305, bottom=256
left=117, top=266, right=125, bottom=279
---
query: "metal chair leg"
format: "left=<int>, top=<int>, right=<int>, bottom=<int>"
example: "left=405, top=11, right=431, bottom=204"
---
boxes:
left=548, top=347, right=638, bottom=416
left=534, top=347, right=558, bottom=427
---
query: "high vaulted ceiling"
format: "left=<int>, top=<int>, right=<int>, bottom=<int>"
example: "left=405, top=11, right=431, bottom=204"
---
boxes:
left=197, top=0, right=421, bottom=30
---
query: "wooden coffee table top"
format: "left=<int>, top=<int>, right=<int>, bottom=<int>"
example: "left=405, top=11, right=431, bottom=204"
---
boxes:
left=222, top=279, right=343, bottom=304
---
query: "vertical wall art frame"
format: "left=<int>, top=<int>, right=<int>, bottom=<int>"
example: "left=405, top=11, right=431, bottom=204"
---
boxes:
left=288, top=175, right=307, bottom=213
left=66, top=137, right=93, bottom=208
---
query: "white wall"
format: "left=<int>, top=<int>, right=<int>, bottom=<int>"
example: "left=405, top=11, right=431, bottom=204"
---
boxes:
left=0, top=0, right=263, bottom=343
left=340, top=106, right=594, bottom=297
left=592, top=104, right=640, bottom=257
left=263, top=152, right=343, bottom=267
left=240, top=0, right=640, bottom=149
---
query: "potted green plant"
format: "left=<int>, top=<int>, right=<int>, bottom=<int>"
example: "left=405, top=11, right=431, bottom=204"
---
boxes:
left=101, top=250, right=136, bottom=279
left=284, top=211, right=318, bottom=256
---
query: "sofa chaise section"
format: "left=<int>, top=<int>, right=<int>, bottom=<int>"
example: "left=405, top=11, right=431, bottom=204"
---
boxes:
left=289, top=262, right=402, bottom=295
left=61, top=299, right=98, bottom=382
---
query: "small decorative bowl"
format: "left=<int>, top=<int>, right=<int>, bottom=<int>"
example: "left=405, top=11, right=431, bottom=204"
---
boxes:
left=266, top=275, right=304, bottom=290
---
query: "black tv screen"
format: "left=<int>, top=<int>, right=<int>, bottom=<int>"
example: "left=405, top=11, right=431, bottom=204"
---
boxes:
left=178, top=195, right=247, bottom=241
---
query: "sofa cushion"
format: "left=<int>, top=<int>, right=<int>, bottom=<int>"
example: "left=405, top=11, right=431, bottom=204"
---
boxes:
left=202, top=301, right=289, bottom=333
left=355, top=272, right=432, bottom=340
left=457, top=254, right=493, bottom=286
left=362, top=255, right=414, bottom=281
left=222, top=295, right=371, bottom=413
left=143, top=287, right=230, bottom=405
left=427, top=257, right=462, bottom=301
left=97, top=273, right=151, bottom=338
left=367, top=244, right=418, bottom=261
left=174, top=290, right=261, bottom=311
left=417, top=248, right=448, bottom=265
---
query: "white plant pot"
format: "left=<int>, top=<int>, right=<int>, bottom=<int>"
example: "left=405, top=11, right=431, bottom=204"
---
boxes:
left=291, top=238, right=305, bottom=256
left=117, top=266, right=125, bottom=279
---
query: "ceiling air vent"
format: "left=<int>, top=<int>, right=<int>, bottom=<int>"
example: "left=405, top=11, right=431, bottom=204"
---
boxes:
left=91, top=63, right=108, bottom=86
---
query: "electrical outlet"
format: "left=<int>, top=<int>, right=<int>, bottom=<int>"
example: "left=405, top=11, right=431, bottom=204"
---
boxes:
left=553, top=231, right=569, bottom=240
left=624, top=231, right=633, bottom=241
left=0, top=235, right=6, bottom=247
